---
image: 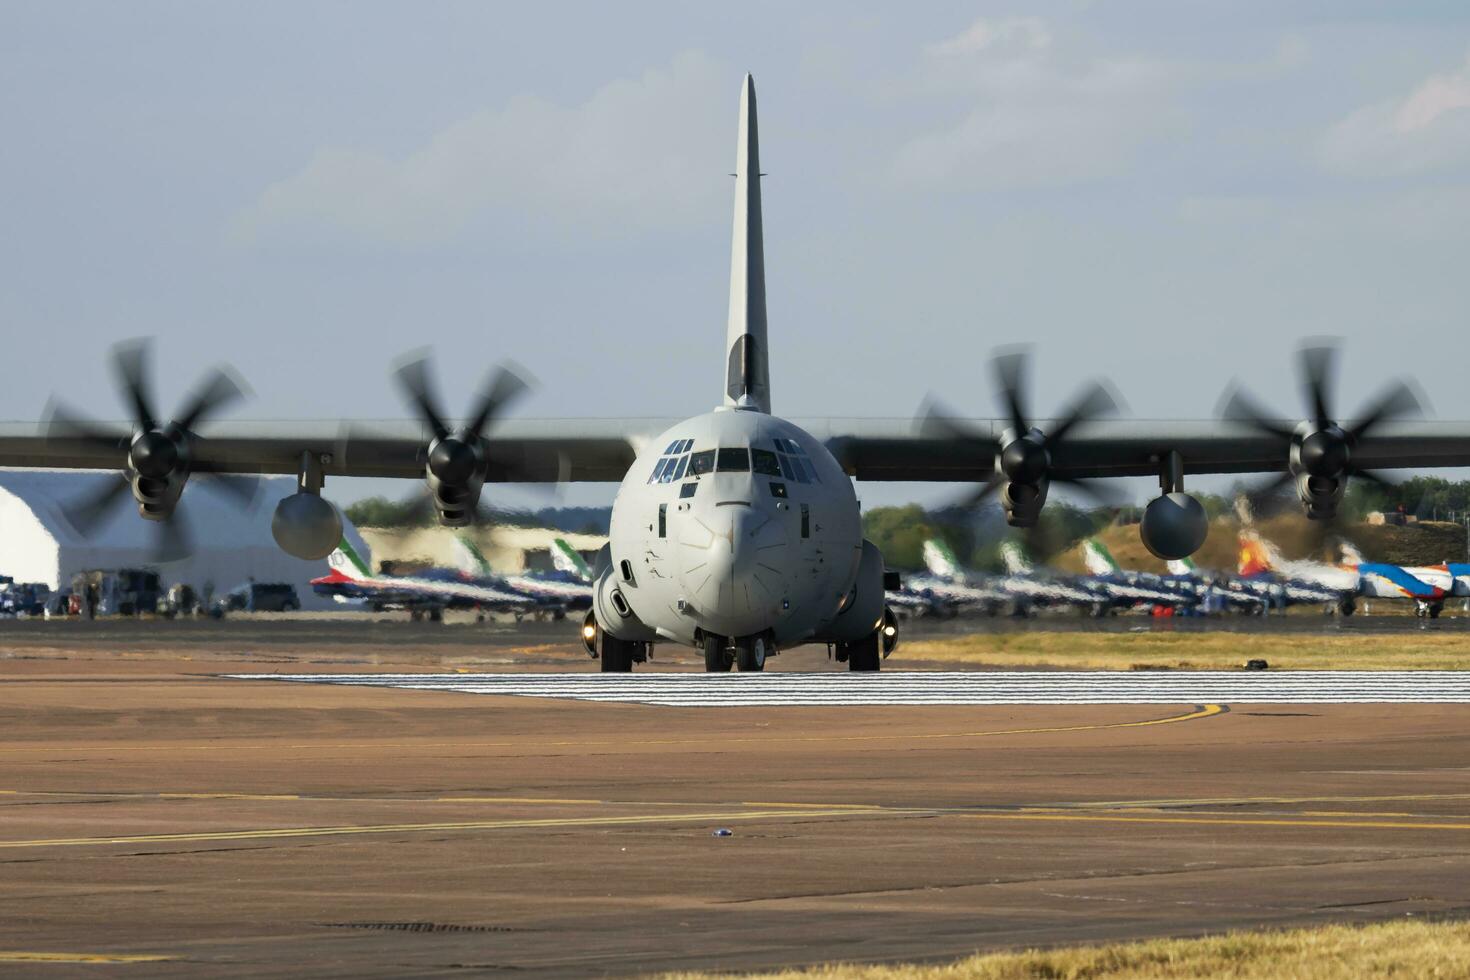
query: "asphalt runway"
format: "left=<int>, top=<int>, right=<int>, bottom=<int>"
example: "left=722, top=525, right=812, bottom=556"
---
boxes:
left=3, top=622, right=1470, bottom=976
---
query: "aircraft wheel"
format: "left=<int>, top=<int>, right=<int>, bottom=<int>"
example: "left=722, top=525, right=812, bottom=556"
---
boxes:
left=600, top=635, right=635, bottom=672
left=736, top=635, right=767, bottom=673
left=1338, top=597, right=1356, bottom=617
left=1429, top=601, right=1444, bottom=620
left=843, top=633, right=881, bottom=672
left=703, top=634, right=732, bottom=672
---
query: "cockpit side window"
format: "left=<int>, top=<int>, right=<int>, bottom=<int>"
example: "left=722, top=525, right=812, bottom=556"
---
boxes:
left=689, top=450, right=715, bottom=475
left=751, top=449, right=781, bottom=476
left=716, top=448, right=750, bottom=472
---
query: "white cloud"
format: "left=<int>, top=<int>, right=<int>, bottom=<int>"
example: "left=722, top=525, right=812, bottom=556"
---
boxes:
left=1321, top=51, right=1470, bottom=177
left=890, top=18, right=1181, bottom=190
left=923, top=17, right=1051, bottom=59
left=231, top=51, right=728, bottom=247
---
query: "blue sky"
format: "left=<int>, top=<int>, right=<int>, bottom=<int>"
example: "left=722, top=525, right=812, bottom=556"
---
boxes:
left=4, top=2, right=1470, bottom=506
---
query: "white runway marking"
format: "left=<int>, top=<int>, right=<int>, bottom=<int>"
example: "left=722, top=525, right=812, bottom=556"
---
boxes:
left=229, top=671, right=1470, bottom=706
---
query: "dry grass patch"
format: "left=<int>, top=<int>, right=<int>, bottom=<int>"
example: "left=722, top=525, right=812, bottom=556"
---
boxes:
left=902, top=631, right=1470, bottom=671
left=658, top=918, right=1470, bottom=979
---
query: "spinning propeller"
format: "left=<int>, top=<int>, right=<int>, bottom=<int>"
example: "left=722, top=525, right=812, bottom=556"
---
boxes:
left=43, top=339, right=258, bottom=562
left=390, top=350, right=534, bottom=527
left=922, top=347, right=1121, bottom=526
left=1219, top=339, right=1422, bottom=520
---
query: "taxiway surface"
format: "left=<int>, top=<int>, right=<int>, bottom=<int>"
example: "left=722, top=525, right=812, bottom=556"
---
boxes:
left=2, top=620, right=1470, bottom=976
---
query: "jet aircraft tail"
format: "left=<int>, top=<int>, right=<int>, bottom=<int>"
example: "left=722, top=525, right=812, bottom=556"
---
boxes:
left=1166, top=555, right=1198, bottom=576
left=551, top=538, right=593, bottom=582
left=999, top=540, right=1032, bottom=576
left=1081, top=539, right=1120, bottom=576
left=1237, top=530, right=1277, bottom=577
left=325, top=536, right=373, bottom=581
left=922, top=538, right=964, bottom=581
left=454, top=535, right=494, bottom=576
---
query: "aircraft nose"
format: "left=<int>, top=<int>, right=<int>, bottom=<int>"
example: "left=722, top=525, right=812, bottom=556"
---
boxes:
left=685, top=503, right=782, bottom=636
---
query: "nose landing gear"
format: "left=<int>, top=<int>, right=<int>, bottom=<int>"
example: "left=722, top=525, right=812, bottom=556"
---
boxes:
left=702, top=633, right=771, bottom=672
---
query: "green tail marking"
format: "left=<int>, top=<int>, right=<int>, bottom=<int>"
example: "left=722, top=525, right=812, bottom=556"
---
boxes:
left=329, top=537, right=372, bottom=578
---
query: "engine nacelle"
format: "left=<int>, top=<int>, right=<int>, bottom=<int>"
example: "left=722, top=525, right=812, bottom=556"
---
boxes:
left=1294, top=472, right=1345, bottom=521
left=272, top=492, right=343, bottom=560
left=424, top=454, right=486, bottom=526
left=1001, top=479, right=1048, bottom=528
left=1140, top=491, right=1208, bottom=560
left=130, top=470, right=186, bottom=521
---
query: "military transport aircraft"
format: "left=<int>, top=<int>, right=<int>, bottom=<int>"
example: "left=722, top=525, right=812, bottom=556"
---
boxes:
left=5, top=74, right=1470, bottom=672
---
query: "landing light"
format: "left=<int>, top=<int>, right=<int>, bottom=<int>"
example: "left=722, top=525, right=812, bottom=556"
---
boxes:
left=582, top=624, right=598, bottom=640
left=883, top=625, right=897, bottom=637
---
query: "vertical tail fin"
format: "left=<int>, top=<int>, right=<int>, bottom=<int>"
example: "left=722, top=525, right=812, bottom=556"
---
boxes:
left=1166, top=555, right=1198, bottom=576
left=1237, top=530, right=1274, bottom=577
left=326, top=536, right=372, bottom=580
left=1082, top=539, right=1120, bottom=575
left=922, top=538, right=963, bottom=580
left=999, top=541, right=1032, bottom=576
left=723, top=74, right=770, bottom=413
left=551, top=538, right=593, bottom=582
left=454, top=535, right=493, bottom=576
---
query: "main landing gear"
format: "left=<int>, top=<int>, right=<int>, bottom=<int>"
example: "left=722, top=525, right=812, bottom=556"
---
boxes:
left=835, top=632, right=881, bottom=672
left=599, top=634, right=649, bottom=673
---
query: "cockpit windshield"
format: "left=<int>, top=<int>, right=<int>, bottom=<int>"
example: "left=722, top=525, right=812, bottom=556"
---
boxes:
left=716, top=448, right=750, bottom=472
left=688, top=450, right=715, bottom=476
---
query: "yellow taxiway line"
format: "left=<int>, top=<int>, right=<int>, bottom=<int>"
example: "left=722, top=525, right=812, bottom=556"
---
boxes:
left=0, top=808, right=876, bottom=850
left=0, top=951, right=171, bottom=963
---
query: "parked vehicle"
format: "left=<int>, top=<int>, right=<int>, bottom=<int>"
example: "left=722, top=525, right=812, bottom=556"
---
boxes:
left=0, top=578, right=50, bottom=617
left=211, top=582, right=300, bottom=616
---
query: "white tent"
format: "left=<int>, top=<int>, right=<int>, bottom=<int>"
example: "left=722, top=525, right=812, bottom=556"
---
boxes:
left=0, top=470, right=369, bottom=610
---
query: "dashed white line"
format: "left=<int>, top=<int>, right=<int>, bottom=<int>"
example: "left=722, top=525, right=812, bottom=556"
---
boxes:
left=228, top=671, right=1470, bottom=706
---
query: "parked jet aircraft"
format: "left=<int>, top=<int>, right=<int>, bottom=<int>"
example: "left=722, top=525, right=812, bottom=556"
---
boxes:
left=917, top=540, right=1111, bottom=617
left=1081, top=539, right=1263, bottom=614
left=312, top=537, right=549, bottom=619
left=1236, top=530, right=1448, bottom=615
left=1334, top=541, right=1451, bottom=617
left=453, top=535, right=593, bottom=611
left=9, top=74, right=1470, bottom=671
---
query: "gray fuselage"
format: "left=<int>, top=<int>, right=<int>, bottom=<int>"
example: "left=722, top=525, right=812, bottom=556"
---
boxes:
left=600, top=407, right=863, bottom=649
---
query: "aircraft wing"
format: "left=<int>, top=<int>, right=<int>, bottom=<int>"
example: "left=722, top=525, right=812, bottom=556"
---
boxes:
left=0, top=419, right=668, bottom=482
left=4, top=416, right=1470, bottom=483
left=815, top=418, right=1470, bottom=481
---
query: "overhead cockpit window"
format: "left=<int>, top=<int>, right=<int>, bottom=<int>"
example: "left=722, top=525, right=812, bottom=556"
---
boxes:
left=689, top=450, right=715, bottom=475
left=751, top=449, right=781, bottom=476
left=716, top=448, right=750, bottom=472
left=772, top=437, right=818, bottom=484
left=648, top=438, right=694, bottom=484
